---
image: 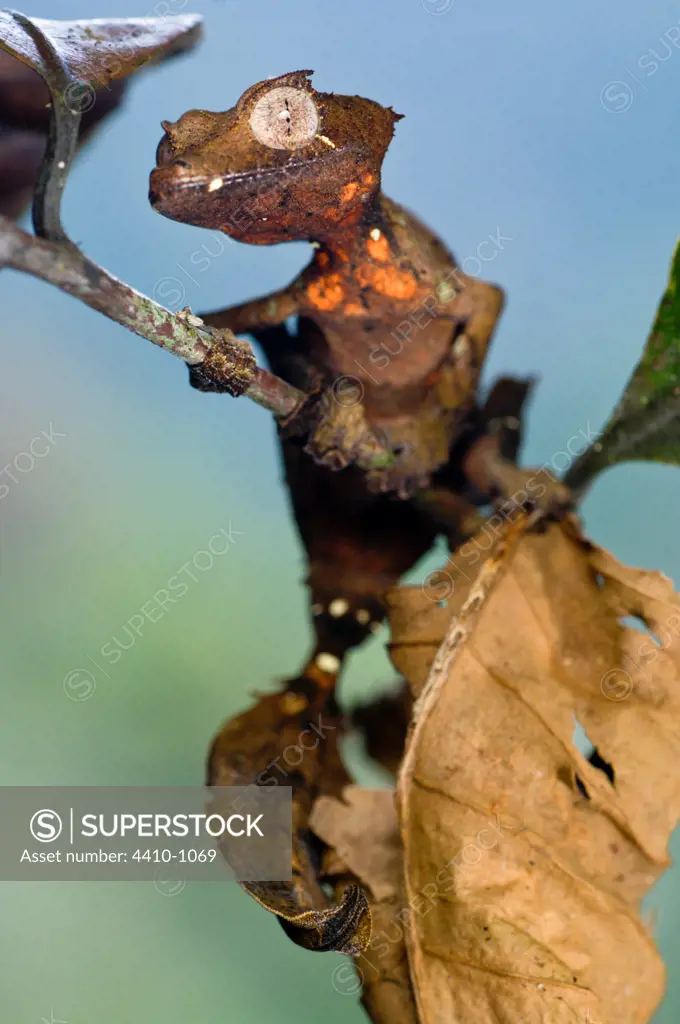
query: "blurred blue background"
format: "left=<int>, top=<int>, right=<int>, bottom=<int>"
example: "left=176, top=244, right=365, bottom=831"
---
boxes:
left=1, top=0, right=680, bottom=1020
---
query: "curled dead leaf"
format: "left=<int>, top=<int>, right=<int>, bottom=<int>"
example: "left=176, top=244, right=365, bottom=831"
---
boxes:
left=0, top=12, right=202, bottom=219
left=388, top=514, right=680, bottom=1023
left=312, top=786, right=418, bottom=1024
left=0, top=12, right=203, bottom=88
left=0, top=49, right=125, bottom=218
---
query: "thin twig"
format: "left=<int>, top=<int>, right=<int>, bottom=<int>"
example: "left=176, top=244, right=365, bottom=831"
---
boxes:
left=8, top=11, right=80, bottom=242
left=0, top=215, right=303, bottom=416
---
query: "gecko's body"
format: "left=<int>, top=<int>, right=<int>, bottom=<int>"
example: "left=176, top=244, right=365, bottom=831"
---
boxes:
left=149, top=70, right=565, bottom=692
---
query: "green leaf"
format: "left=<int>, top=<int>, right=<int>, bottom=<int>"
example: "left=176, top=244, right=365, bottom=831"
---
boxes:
left=566, top=240, right=680, bottom=493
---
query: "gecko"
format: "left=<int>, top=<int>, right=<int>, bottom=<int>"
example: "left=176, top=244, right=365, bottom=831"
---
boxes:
left=149, top=69, right=570, bottom=701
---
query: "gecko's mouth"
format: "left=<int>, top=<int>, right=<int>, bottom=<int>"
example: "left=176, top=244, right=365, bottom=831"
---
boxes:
left=149, top=157, right=323, bottom=241
left=150, top=162, right=248, bottom=202
left=150, top=155, right=325, bottom=216
left=149, top=161, right=277, bottom=225
left=149, top=150, right=345, bottom=237
left=151, top=162, right=292, bottom=200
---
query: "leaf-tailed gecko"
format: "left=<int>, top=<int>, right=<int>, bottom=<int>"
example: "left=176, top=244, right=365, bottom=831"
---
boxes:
left=149, top=70, right=569, bottom=694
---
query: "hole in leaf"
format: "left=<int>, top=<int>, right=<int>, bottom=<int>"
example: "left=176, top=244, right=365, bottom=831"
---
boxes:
left=572, top=716, right=594, bottom=758
left=572, top=715, right=615, bottom=796
left=622, top=613, right=660, bottom=644
left=589, top=747, right=615, bottom=785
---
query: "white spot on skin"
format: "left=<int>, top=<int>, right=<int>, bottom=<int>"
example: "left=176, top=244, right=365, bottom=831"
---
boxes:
left=281, top=690, right=307, bottom=714
left=356, top=609, right=370, bottom=625
left=329, top=598, right=349, bottom=618
left=436, top=280, right=457, bottom=304
left=316, top=652, right=340, bottom=673
left=370, top=621, right=383, bottom=634
left=311, top=603, right=323, bottom=615
left=452, top=335, right=470, bottom=359
left=208, top=177, right=223, bottom=192
left=57, top=161, right=65, bottom=169
left=369, top=228, right=382, bottom=241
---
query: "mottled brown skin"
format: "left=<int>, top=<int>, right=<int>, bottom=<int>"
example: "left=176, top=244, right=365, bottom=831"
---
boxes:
left=149, top=70, right=568, bottom=704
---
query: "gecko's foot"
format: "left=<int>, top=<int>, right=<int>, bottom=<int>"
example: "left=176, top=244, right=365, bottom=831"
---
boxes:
left=362, top=413, right=456, bottom=499
left=364, top=450, right=431, bottom=500
left=280, top=386, right=392, bottom=475
left=187, top=336, right=257, bottom=397
left=463, top=435, right=573, bottom=523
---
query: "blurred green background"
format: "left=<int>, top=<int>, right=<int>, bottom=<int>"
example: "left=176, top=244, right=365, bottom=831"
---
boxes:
left=2, top=0, right=680, bottom=1021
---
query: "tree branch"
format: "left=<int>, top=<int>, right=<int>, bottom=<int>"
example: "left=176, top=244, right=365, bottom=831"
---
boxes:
left=0, top=214, right=303, bottom=416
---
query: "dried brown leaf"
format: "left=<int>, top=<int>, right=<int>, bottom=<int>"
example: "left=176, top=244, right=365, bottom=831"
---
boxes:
left=0, top=13, right=203, bottom=87
left=389, top=515, right=680, bottom=1023
left=0, top=12, right=202, bottom=221
left=312, top=786, right=418, bottom=1024
left=0, top=49, right=126, bottom=219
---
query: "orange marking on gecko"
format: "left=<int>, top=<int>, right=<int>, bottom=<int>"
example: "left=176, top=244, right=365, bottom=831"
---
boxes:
left=356, top=263, right=418, bottom=300
left=304, top=661, right=337, bottom=690
left=306, top=272, right=345, bottom=311
left=343, top=302, right=365, bottom=316
left=341, top=181, right=360, bottom=202
left=366, top=233, right=390, bottom=262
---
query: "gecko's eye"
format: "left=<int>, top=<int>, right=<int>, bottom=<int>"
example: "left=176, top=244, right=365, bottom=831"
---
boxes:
left=249, top=86, right=319, bottom=150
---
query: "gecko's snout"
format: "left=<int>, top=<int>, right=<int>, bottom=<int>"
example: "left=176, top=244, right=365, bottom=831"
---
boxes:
left=148, top=164, right=200, bottom=225
left=155, top=126, right=180, bottom=168
left=149, top=111, right=222, bottom=219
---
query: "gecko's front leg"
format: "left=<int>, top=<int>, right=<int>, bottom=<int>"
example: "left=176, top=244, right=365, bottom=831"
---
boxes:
left=200, top=286, right=299, bottom=336
left=463, top=429, right=573, bottom=518
left=195, top=294, right=395, bottom=476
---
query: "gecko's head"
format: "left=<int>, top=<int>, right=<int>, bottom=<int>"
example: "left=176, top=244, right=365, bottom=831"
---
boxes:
left=149, top=70, right=401, bottom=244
